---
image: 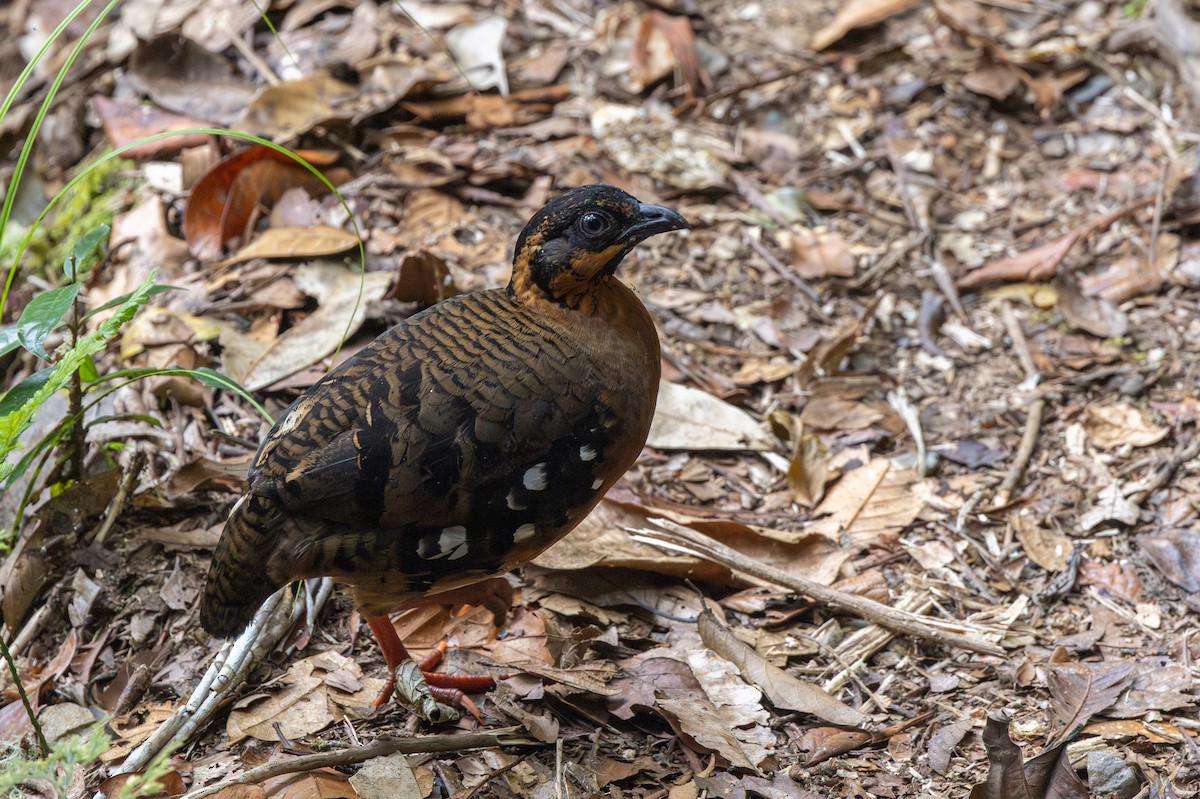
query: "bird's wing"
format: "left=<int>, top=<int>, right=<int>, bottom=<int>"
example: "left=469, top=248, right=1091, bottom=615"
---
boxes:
left=247, top=292, right=605, bottom=536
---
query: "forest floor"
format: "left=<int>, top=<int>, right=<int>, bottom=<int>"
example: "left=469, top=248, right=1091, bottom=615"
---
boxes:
left=3, top=0, right=1200, bottom=797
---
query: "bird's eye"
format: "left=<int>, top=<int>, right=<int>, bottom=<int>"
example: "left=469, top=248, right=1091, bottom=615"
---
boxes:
left=579, top=212, right=611, bottom=237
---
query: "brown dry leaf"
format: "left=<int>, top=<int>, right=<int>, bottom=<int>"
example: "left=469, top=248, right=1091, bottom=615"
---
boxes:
left=697, top=606, right=867, bottom=726
left=811, top=0, right=922, bottom=51
left=1107, top=661, right=1194, bottom=717
left=1083, top=404, right=1168, bottom=449
left=100, top=704, right=176, bottom=762
left=237, top=264, right=393, bottom=391
left=533, top=497, right=727, bottom=579
left=226, top=651, right=380, bottom=742
left=1079, top=250, right=1172, bottom=303
left=632, top=10, right=703, bottom=96
left=127, top=34, right=255, bottom=125
left=1138, top=529, right=1200, bottom=592
left=1054, top=272, right=1127, bottom=338
left=1045, top=660, right=1135, bottom=746
left=958, top=200, right=1151, bottom=289
left=92, top=95, right=210, bottom=159
left=927, top=719, right=973, bottom=776
left=658, top=648, right=774, bottom=771
left=731, top=359, right=798, bottom=386
left=216, top=226, right=361, bottom=268
left=538, top=493, right=850, bottom=588
left=969, top=715, right=1088, bottom=799
left=769, top=411, right=831, bottom=508
left=1009, top=508, right=1072, bottom=571
left=961, top=61, right=1021, bottom=101
left=806, top=458, right=925, bottom=547
left=242, top=71, right=365, bottom=141
left=348, top=753, right=423, bottom=799
left=777, top=228, right=856, bottom=279
left=119, top=308, right=222, bottom=359
left=182, top=145, right=350, bottom=260
left=647, top=380, right=774, bottom=451
left=1083, top=718, right=1179, bottom=744
left=1078, top=559, right=1142, bottom=604
left=263, top=768, right=359, bottom=799
left=99, top=769, right=186, bottom=798
left=209, top=787, right=265, bottom=799
left=383, top=147, right=461, bottom=189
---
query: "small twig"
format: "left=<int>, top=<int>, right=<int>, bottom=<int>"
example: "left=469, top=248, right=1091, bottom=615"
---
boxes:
left=91, top=450, right=146, bottom=546
left=0, top=632, right=49, bottom=756
left=743, top=232, right=823, bottom=306
left=1149, top=155, right=1168, bottom=269
left=993, top=399, right=1044, bottom=508
left=999, top=303, right=1038, bottom=385
left=183, top=728, right=537, bottom=799
left=632, top=519, right=1005, bottom=656
left=1126, top=435, right=1200, bottom=506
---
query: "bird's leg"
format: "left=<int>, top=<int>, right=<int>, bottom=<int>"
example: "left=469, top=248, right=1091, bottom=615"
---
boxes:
left=366, top=579, right=513, bottom=720
left=366, top=615, right=460, bottom=723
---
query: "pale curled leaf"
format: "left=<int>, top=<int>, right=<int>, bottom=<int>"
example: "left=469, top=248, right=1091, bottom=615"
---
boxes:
left=215, top=226, right=360, bottom=268
left=1045, top=660, right=1135, bottom=745
left=811, top=0, right=922, bottom=51
left=697, top=607, right=867, bottom=726
left=239, top=265, right=392, bottom=391
left=648, top=380, right=774, bottom=451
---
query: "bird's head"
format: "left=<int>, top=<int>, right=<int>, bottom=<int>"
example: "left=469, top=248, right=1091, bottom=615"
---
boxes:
left=510, top=184, right=689, bottom=307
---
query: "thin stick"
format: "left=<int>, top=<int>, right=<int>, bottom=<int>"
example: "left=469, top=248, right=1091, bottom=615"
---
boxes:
left=999, top=303, right=1038, bottom=383
left=91, top=450, right=146, bottom=546
left=632, top=519, right=1005, bottom=657
left=993, top=399, right=1044, bottom=508
left=182, top=728, right=537, bottom=799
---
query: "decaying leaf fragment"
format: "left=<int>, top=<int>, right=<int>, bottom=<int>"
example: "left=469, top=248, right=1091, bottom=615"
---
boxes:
left=697, top=604, right=867, bottom=726
left=969, top=715, right=1088, bottom=799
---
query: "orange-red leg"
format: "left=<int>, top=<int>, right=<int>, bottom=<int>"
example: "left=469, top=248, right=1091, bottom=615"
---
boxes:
left=364, top=580, right=512, bottom=720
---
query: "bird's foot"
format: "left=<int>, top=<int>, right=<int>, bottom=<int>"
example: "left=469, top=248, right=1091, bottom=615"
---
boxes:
left=392, top=659, right=460, bottom=723
left=373, top=645, right=491, bottom=721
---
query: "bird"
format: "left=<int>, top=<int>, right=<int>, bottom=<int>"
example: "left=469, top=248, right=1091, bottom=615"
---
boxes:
left=199, top=183, right=688, bottom=721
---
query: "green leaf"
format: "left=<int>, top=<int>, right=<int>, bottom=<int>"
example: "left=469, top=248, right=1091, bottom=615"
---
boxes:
left=86, top=413, right=163, bottom=429
left=82, top=284, right=176, bottom=321
left=0, top=324, right=18, bottom=358
left=0, top=370, right=52, bottom=417
left=62, top=224, right=109, bottom=281
left=78, top=355, right=99, bottom=382
left=16, top=284, right=80, bottom=359
left=0, top=270, right=159, bottom=482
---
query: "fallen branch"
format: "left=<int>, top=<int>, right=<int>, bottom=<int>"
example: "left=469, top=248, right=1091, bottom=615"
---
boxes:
left=182, top=728, right=538, bottom=799
left=632, top=518, right=1005, bottom=657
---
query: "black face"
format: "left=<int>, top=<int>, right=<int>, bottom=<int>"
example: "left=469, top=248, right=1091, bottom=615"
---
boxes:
left=513, top=184, right=689, bottom=302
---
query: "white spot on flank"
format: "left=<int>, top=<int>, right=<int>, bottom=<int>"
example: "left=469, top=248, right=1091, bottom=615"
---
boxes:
left=579, top=445, right=597, bottom=462
left=523, top=463, right=549, bottom=491
left=439, top=526, right=467, bottom=552
left=514, top=523, right=537, bottom=543
left=591, top=477, right=604, bottom=490
left=506, top=490, right=527, bottom=511
left=418, top=526, right=469, bottom=560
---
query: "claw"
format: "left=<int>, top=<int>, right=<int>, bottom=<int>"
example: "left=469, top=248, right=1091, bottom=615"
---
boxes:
left=394, top=659, right=459, bottom=723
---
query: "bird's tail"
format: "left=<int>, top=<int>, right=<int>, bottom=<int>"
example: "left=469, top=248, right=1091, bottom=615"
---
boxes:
left=199, top=495, right=286, bottom=638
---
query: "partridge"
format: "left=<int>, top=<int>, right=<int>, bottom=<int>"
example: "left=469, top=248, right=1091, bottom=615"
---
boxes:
left=199, top=184, right=688, bottom=720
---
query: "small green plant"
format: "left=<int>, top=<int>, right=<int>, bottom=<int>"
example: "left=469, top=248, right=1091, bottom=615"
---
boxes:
left=0, top=723, right=177, bottom=799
